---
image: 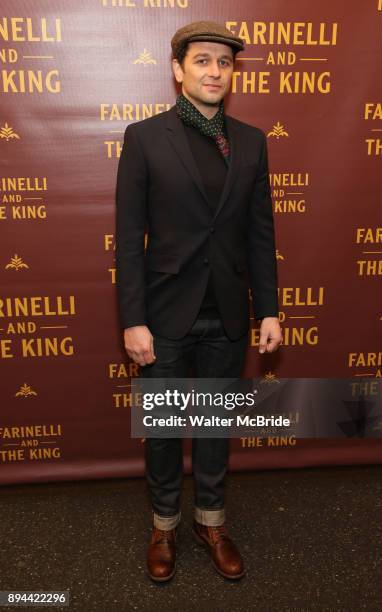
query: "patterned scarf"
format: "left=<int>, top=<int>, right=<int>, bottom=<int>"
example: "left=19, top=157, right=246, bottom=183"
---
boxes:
left=176, top=93, right=230, bottom=165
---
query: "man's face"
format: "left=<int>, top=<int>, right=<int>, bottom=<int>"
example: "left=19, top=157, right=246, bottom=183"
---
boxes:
left=172, top=41, right=234, bottom=108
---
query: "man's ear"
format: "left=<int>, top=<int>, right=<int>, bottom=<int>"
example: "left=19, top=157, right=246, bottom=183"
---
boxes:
left=172, top=58, right=184, bottom=84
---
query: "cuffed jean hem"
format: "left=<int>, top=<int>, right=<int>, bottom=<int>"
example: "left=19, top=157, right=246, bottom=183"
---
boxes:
left=194, top=506, right=225, bottom=526
left=153, top=510, right=181, bottom=530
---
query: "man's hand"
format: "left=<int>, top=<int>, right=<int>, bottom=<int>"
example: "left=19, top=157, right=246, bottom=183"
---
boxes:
left=258, top=317, right=283, bottom=354
left=123, top=325, right=156, bottom=366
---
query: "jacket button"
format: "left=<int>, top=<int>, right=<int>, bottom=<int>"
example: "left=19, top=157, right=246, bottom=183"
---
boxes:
left=203, top=258, right=209, bottom=265
left=210, top=227, right=215, bottom=233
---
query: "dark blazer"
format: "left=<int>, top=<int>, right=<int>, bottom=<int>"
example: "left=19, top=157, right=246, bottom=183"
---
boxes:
left=115, top=105, right=279, bottom=340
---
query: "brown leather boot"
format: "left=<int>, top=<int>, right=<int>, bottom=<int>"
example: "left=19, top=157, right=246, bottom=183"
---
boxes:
left=147, top=526, right=177, bottom=582
left=192, top=519, right=245, bottom=580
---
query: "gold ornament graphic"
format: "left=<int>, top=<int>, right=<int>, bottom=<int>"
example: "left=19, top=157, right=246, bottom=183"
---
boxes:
left=5, top=254, right=29, bottom=270
left=133, top=49, right=157, bottom=66
left=15, top=383, right=37, bottom=398
left=0, top=122, right=20, bottom=141
left=267, top=122, right=289, bottom=139
left=261, top=372, right=280, bottom=384
left=276, top=250, right=284, bottom=260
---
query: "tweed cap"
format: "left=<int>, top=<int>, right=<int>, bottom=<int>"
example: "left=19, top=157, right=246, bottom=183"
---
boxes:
left=171, top=20, right=245, bottom=58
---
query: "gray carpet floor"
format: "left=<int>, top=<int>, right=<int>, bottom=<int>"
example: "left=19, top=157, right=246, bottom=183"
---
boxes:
left=1, top=465, right=381, bottom=611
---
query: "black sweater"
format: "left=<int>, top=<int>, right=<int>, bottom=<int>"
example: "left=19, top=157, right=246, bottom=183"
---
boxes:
left=183, top=122, right=228, bottom=319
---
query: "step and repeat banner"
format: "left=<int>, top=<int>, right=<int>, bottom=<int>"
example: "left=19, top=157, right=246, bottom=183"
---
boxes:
left=1, top=1, right=381, bottom=485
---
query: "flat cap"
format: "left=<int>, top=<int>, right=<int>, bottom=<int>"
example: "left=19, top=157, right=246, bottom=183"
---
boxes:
left=171, top=20, right=245, bottom=58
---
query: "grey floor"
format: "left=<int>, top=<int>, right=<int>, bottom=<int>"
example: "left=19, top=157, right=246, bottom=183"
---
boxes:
left=1, top=465, right=381, bottom=612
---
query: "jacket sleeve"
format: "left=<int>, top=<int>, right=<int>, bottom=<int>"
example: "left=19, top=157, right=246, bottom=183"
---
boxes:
left=248, top=130, right=279, bottom=320
left=115, top=124, right=148, bottom=330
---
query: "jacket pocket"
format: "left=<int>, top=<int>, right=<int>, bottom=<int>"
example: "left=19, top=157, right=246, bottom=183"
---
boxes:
left=145, top=252, right=180, bottom=274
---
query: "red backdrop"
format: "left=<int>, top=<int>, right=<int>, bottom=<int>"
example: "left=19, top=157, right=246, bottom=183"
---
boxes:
left=1, top=0, right=381, bottom=485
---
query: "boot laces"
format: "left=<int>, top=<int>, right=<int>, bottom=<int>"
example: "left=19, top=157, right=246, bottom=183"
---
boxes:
left=156, top=528, right=175, bottom=543
left=209, top=524, right=228, bottom=543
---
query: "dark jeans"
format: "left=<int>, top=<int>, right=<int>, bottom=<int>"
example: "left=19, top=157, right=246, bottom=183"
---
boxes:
left=140, top=316, right=249, bottom=522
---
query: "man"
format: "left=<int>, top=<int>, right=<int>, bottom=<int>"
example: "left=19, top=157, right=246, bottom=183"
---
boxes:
left=115, top=21, right=282, bottom=582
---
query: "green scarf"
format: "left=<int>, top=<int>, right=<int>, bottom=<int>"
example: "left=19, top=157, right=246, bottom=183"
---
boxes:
left=176, top=93, right=230, bottom=165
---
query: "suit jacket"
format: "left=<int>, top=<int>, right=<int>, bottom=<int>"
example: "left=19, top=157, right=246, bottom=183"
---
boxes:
left=115, top=105, right=279, bottom=340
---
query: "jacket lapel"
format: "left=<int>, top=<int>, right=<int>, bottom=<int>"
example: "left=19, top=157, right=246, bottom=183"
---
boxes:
left=213, top=114, right=239, bottom=221
left=165, top=106, right=210, bottom=205
left=164, top=106, right=240, bottom=220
